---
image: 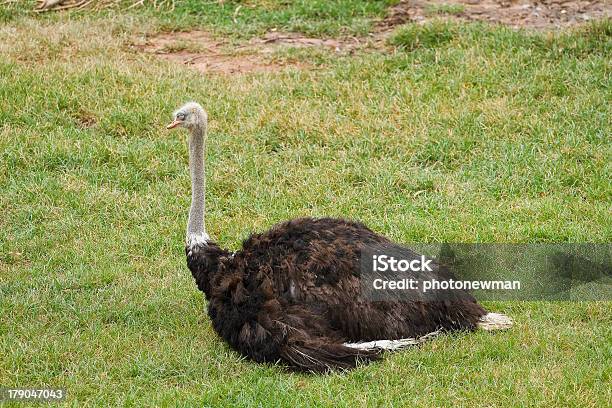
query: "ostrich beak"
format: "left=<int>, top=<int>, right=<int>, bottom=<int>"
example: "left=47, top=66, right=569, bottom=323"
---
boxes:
left=166, top=120, right=181, bottom=129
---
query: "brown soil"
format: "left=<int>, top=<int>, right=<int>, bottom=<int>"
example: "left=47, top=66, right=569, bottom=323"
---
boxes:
left=384, top=0, right=610, bottom=30
left=138, top=0, right=610, bottom=74
left=136, top=30, right=360, bottom=74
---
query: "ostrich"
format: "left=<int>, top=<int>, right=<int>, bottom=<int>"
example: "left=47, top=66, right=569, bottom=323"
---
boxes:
left=167, top=102, right=512, bottom=373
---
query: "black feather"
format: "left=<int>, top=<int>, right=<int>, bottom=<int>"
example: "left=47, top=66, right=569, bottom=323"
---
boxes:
left=186, top=217, right=487, bottom=373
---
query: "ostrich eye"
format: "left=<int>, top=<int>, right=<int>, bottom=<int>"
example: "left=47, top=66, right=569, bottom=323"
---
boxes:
left=177, top=113, right=186, bottom=120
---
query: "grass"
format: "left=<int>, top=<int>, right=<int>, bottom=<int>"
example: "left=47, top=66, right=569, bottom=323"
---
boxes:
left=425, top=3, right=466, bottom=16
left=1, top=0, right=399, bottom=36
left=1, top=1, right=611, bottom=406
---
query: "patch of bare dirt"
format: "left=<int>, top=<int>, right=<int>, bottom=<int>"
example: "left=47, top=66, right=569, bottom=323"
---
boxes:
left=383, top=0, right=610, bottom=30
left=138, top=0, right=610, bottom=74
left=139, top=31, right=283, bottom=74
left=136, top=30, right=371, bottom=75
left=74, top=110, right=97, bottom=128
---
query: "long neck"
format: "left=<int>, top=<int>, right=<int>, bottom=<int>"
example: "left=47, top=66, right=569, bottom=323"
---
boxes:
left=187, top=124, right=208, bottom=245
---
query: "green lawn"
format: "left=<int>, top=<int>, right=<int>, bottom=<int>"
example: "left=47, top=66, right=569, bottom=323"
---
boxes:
left=1, top=1, right=611, bottom=406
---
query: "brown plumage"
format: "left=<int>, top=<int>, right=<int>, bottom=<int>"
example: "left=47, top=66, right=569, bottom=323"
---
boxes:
left=187, top=217, right=489, bottom=372
left=168, top=102, right=511, bottom=373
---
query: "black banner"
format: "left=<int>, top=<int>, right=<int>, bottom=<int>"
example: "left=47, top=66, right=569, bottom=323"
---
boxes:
left=360, top=244, right=611, bottom=301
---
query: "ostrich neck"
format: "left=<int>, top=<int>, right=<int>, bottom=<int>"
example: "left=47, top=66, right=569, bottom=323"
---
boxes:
left=187, top=124, right=208, bottom=245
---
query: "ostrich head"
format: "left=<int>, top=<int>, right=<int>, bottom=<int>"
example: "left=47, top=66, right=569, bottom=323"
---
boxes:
left=166, top=101, right=207, bottom=130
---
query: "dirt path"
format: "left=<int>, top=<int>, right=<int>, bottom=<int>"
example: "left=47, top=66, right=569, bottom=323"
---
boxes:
left=136, top=30, right=360, bottom=74
left=384, top=0, right=609, bottom=29
left=136, top=0, right=610, bottom=74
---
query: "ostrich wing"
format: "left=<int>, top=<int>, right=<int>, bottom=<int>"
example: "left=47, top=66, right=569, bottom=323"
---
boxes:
left=240, top=217, right=485, bottom=341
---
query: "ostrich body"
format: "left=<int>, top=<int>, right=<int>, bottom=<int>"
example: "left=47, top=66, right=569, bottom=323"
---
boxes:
left=168, top=102, right=512, bottom=373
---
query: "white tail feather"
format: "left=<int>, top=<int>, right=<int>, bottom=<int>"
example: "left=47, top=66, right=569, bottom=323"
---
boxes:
left=477, top=312, right=513, bottom=331
left=344, top=312, right=513, bottom=352
left=343, top=330, right=442, bottom=351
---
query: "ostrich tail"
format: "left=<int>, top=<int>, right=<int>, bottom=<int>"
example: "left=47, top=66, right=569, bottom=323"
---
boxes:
left=343, top=330, right=442, bottom=352
left=342, top=314, right=513, bottom=354
left=477, top=312, right=513, bottom=331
